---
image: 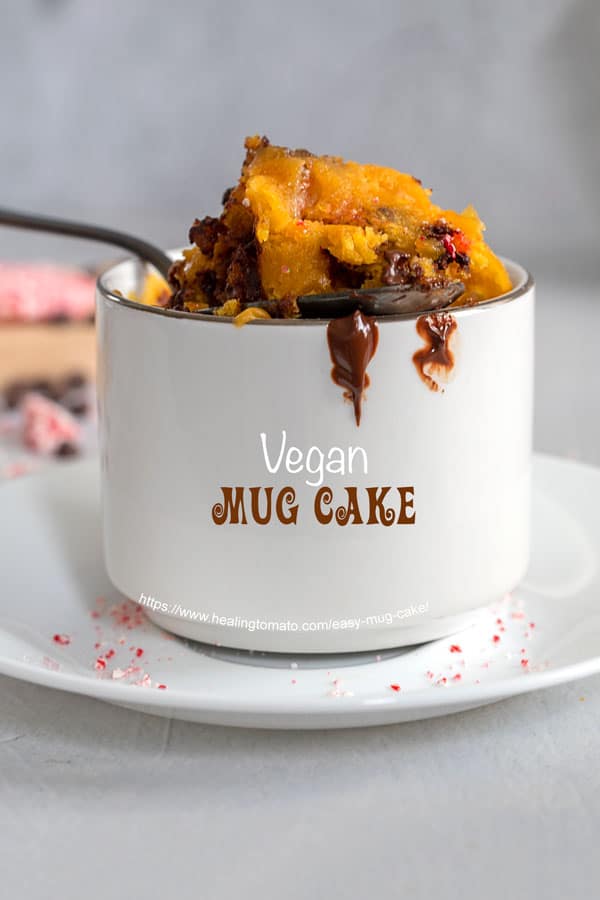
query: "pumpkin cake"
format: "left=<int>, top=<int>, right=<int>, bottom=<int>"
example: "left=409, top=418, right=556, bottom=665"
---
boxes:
left=166, top=136, right=511, bottom=320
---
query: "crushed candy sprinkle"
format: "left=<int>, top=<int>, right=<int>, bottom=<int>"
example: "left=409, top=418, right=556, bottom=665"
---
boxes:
left=52, top=634, right=71, bottom=646
left=42, top=656, right=60, bottom=671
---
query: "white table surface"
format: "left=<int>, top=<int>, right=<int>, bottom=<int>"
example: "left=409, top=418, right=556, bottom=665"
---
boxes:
left=1, top=279, right=599, bottom=900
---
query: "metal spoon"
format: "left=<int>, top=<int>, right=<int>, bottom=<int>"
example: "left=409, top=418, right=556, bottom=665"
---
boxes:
left=295, top=282, right=464, bottom=318
left=194, top=282, right=464, bottom=319
left=0, top=207, right=173, bottom=281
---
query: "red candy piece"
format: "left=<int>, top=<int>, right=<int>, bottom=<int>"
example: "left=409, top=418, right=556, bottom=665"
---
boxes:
left=442, top=233, right=457, bottom=260
left=452, top=230, right=470, bottom=255
left=53, top=634, right=71, bottom=646
left=22, top=392, right=81, bottom=456
left=441, top=229, right=470, bottom=262
left=389, top=684, right=401, bottom=692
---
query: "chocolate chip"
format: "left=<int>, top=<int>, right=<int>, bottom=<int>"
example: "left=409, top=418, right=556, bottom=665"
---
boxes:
left=3, top=381, right=27, bottom=409
left=65, top=401, right=88, bottom=417
left=31, top=378, right=51, bottom=392
left=30, top=379, right=59, bottom=401
left=382, top=249, right=412, bottom=285
left=55, top=442, right=79, bottom=458
left=62, top=372, right=87, bottom=390
left=426, top=221, right=454, bottom=239
left=435, top=250, right=470, bottom=271
left=327, top=252, right=364, bottom=291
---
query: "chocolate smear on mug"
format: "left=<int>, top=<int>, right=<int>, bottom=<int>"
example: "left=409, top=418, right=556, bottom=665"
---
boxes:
left=327, top=310, right=379, bottom=426
left=413, top=312, right=457, bottom=392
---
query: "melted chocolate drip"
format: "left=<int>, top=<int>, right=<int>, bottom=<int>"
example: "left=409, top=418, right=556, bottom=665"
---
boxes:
left=413, top=312, right=457, bottom=392
left=327, top=310, right=379, bottom=426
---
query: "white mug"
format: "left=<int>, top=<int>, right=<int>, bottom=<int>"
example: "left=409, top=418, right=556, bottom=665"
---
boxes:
left=97, top=258, right=534, bottom=652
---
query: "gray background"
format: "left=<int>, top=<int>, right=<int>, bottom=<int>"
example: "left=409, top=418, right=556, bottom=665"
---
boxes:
left=2, top=0, right=599, bottom=284
left=1, top=2, right=600, bottom=898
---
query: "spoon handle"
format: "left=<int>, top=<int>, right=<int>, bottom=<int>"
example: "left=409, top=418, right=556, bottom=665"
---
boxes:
left=0, top=207, right=173, bottom=281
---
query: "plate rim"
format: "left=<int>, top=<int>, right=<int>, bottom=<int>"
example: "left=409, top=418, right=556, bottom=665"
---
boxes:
left=0, top=650, right=599, bottom=718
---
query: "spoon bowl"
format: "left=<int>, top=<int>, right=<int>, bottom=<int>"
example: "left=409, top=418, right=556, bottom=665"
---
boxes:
left=296, top=282, right=464, bottom=318
left=191, top=282, right=464, bottom=320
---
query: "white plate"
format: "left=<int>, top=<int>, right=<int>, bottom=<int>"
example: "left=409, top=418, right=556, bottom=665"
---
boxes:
left=1, top=454, right=599, bottom=729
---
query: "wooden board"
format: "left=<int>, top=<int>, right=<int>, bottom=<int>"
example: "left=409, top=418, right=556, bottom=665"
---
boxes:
left=0, top=323, right=96, bottom=389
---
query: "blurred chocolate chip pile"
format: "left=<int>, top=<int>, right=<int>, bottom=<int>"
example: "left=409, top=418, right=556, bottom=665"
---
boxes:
left=3, top=372, right=90, bottom=418
left=1, top=372, right=93, bottom=460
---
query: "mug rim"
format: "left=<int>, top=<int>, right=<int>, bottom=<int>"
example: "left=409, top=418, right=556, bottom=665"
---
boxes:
left=97, top=253, right=534, bottom=326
